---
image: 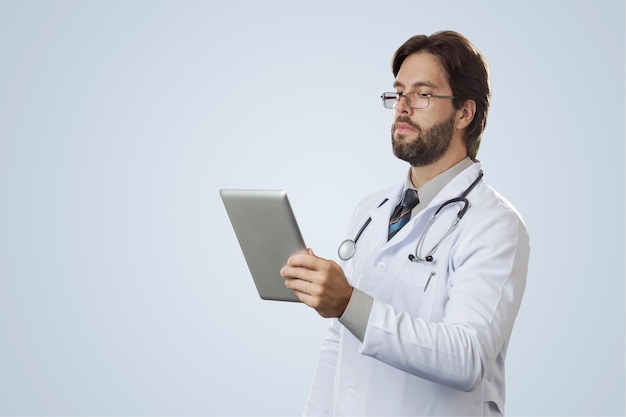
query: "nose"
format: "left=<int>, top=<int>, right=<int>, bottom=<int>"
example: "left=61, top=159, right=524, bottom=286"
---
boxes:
left=395, top=94, right=412, bottom=114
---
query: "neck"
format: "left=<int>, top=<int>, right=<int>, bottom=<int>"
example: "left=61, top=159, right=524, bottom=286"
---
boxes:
left=410, top=148, right=467, bottom=188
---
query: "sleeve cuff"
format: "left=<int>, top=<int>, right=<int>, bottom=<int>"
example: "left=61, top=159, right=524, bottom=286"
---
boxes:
left=338, top=288, right=374, bottom=342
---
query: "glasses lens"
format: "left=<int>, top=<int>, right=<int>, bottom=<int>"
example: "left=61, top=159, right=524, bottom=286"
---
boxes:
left=407, top=93, right=428, bottom=109
left=381, top=93, right=397, bottom=109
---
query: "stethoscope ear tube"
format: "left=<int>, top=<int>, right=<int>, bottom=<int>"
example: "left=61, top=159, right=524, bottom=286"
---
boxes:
left=409, top=253, right=434, bottom=262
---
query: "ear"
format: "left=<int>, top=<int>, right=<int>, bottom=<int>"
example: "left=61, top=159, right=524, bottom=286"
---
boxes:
left=455, top=99, right=476, bottom=130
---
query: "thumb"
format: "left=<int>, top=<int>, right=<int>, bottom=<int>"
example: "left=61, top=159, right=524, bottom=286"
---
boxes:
left=307, top=248, right=316, bottom=256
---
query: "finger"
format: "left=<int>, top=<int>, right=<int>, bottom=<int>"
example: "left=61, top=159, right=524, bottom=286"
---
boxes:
left=283, top=280, right=308, bottom=303
left=287, top=253, right=322, bottom=270
left=285, top=279, right=322, bottom=309
left=284, top=277, right=317, bottom=297
left=290, top=288, right=315, bottom=307
left=280, top=264, right=316, bottom=283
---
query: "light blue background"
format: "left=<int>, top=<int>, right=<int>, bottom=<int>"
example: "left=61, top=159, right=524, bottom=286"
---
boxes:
left=0, top=1, right=623, bottom=415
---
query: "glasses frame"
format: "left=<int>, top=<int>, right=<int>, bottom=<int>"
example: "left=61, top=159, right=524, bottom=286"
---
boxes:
left=381, top=91, right=457, bottom=109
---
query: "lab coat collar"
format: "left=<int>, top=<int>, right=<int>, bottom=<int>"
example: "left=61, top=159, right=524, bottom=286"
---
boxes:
left=430, top=161, right=483, bottom=207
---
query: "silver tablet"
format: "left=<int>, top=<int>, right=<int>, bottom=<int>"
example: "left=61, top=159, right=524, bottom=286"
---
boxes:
left=220, top=189, right=306, bottom=302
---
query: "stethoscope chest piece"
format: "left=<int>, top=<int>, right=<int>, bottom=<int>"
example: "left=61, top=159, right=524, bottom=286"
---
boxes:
left=338, top=239, right=357, bottom=261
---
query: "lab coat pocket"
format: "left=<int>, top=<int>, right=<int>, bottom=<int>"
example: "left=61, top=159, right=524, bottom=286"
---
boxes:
left=392, top=265, right=437, bottom=319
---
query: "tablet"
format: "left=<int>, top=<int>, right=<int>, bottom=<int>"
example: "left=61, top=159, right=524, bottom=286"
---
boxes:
left=219, top=189, right=306, bottom=302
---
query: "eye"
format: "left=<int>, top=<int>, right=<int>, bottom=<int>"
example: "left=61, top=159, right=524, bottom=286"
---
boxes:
left=416, top=92, right=431, bottom=98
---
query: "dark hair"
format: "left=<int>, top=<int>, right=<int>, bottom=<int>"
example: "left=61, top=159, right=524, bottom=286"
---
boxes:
left=392, top=31, right=490, bottom=159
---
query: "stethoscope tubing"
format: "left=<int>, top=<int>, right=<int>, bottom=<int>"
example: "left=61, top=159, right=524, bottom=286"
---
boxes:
left=338, top=198, right=388, bottom=261
left=409, top=170, right=482, bottom=262
left=338, top=171, right=483, bottom=262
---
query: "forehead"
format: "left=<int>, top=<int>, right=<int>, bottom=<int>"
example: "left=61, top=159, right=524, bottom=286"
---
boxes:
left=394, top=52, right=450, bottom=91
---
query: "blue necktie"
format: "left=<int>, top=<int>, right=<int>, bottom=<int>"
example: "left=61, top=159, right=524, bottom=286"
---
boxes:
left=388, top=189, right=419, bottom=240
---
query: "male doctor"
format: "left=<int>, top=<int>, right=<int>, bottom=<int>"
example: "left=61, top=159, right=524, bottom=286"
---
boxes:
left=281, top=31, right=530, bottom=416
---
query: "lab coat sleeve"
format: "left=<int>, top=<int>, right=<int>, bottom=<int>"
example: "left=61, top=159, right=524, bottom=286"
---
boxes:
left=303, top=318, right=340, bottom=416
left=359, top=206, right=529, bottom=391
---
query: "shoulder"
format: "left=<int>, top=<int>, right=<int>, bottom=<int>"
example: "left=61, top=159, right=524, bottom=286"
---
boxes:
left=475, top=182, right=526, bottom=224
left=353, top=185, right=398, bottom=216
left=342, top=184, right=400, bottom=234
left=449, top=163, right=527, bottom=233
left=450, top=179, right=530, bottom=275
left=464, top=181, right=530, bottom=245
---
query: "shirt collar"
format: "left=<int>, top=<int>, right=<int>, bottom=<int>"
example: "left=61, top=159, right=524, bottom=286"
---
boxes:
left=403, top=156, right=475, bottom=217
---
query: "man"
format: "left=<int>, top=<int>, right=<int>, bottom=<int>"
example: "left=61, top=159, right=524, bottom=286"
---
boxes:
left=280, top=31, right=530, bottom=416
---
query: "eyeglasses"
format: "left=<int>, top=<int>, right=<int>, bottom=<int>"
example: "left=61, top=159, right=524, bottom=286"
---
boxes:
left=381, top=92, right=457, bottom=109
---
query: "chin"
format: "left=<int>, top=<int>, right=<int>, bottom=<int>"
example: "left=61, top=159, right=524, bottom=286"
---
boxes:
left=393, top=133, right=416, bottom=147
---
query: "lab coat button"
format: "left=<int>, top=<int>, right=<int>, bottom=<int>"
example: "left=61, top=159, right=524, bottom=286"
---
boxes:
left=376, top=262, right=386, bottom=272
left=347, top=387, right=355, bottom=398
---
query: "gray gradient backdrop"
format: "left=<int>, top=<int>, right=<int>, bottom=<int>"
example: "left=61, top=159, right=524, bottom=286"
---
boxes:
left=0, top=1, right=624, bottom=416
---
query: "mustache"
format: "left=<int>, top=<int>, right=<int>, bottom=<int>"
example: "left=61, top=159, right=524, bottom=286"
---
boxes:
left=394, top=116, right=421, bottom=131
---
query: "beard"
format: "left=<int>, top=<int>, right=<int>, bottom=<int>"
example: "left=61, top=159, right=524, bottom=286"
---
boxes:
left=391, top=114, right=456, bottom=167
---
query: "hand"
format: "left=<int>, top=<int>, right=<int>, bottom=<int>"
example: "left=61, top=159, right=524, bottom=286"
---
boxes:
left=280, top=248, right=353, bottom=318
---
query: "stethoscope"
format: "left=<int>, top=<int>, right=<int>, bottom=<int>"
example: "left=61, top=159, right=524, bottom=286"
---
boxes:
left=337, top=170, right=483, bottom=263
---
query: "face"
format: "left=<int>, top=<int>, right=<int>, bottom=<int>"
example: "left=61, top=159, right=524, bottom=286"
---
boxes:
left=391, top=52, right=457, bottom=167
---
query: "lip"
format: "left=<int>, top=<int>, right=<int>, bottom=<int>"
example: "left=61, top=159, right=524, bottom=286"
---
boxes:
left=395, top=122, right=416, bottom=133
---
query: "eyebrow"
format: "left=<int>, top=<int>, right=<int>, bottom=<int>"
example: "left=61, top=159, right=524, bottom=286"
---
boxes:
left=393, top=80, right=439, bottom=89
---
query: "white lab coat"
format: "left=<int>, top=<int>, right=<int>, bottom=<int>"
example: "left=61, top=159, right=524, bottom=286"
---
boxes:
left=304, top=162, right=530, bottom=416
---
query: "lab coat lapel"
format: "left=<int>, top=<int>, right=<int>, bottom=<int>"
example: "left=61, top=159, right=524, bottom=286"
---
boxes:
left=369, top=184, right=403, bottom=248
